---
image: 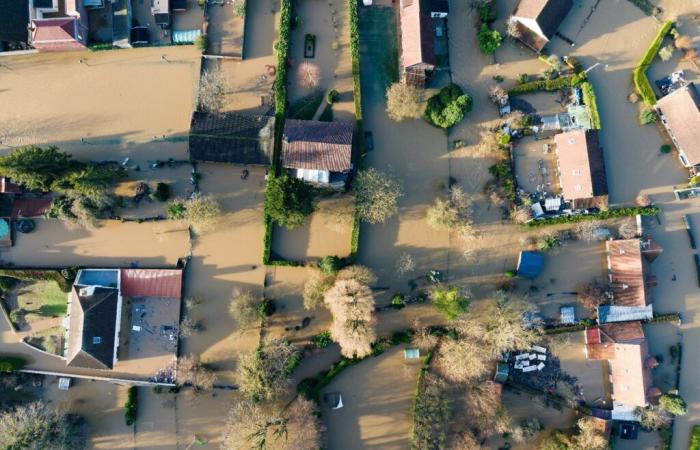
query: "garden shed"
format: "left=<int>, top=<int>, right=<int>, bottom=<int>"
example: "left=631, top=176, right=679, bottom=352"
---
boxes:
left=516, top=251, right=544, bottom=279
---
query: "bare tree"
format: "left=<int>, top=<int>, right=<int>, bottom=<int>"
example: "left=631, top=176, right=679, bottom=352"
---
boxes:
left=221, top=397, right=324, bottom=450
left=675, top=35, right=692, bottom=50
left=178, top=354, right=216, bottom=391
left=179, top=315, right=202, bottom=337
left=426, top=186, right=474, bottom=237
left=634, top=406, right=672, bottom=431
left=386, top=82, right=424, bottom=122
left=324, top=279, right=376, bottom=358
left=168, top=194, right=222, bottom=234
left=512, top=205, right=532, bottom=224
left=577, top=280, right=609, bottom=310
left=434, top=338, right=489, bottom=383
left=452, top=431, right=482, bottom=450
left=506, top=20, right=522, bottom=39
left=229, top=290, right=261, bottom=327
left=464, top=381, right=512, bottom=437
left=488, top=85, right=508, bottom=105
left=570, top=417, right=609, bottom=450
left=618, top=221, right=638, bottom=239
left=237, top=339, right=300, bottom=402
left=635, top=193, right=651, bottom=207
left=396, top=252, right=416, bottom=277
left=336, top=265, right=377, bottom=286
left=0, top=401, right=85, bottom=450
left=303, top=269, right=335, bottom=310
left=198, top=70, right=227, bottom=113
left=297, top=62, right=321, bottom=89
left=681, top=48, right=699, bottom=71
left=355, top=168, right=403, bottom=224
left=411, top=319, right=438, bottom=352
left=573, top=220, right=606, bottom=242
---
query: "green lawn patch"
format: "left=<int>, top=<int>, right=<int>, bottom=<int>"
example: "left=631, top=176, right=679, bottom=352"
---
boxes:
left=633, top=20, right=674, bottom=106
left=17, top=281, right=68, bottom=321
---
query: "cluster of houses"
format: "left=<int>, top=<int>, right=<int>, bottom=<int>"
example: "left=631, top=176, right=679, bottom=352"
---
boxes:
left=0, top=0, right=197, bottom=51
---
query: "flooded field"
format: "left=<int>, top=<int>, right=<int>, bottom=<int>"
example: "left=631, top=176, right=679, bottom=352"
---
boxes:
left=321, top=345, right=421, bottom=450
left=0, top=47, right=201, bottom=162
left=0, top=219, right=189, bottom=268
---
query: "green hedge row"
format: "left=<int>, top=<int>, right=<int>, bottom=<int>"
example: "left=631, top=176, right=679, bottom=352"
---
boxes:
left=0, top=269, right=76, bottom=293
left=508, top=73, right=586, bottom=96
left=644, top=312, right=681, bottom=324
left=543, top=312, right=680, bottom=335
left=124, top=386, right=138, bottom=426
left=633, top=20, right=674, bottom=106
left=525, top=206, right=660, bottom=227
left=689, top=425, right=700, bottom=450
left=580, top=82, right=601, bottom=130
left=0, top=356, right=26, bottom=372
left=263, top=0, right=293, bottom=265
left=626, top=0, right=656, bottom=15
left=347, top=0, right=363, bottom=262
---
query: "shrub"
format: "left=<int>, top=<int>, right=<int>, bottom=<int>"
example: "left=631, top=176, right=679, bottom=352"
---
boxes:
left=504, top=270, right=516, bottom=278
left=477, top=24, right=502, bottom=55
left=430, top=286, right=470, bottom=320
left=658, top=44, right=674, bottom=61
left=258, top=298, right=276, bottom=317
left=659, top=393, right=688, bottom=416
left=327, top=89, right=339, bottom=104
left=424, top=84, right=472, bottom=129
left=391, top=293, right=406, bottom=309
left=355, top=168, right=403, bottom=224
left=690, top=425, right=700, bottom=450
left=0, top=356, right=26, bottom=372
left=660, top=144, right=672, bottom=154
left=488, top=161, right=516, bottom=202
left=312, top=330, right=332, bottom=348
left=537, top=233, right=561, bottom=251
left=639, top=107, right=658, bottom=124
left=580, top=82, right=601, bottom=130
left=166, top=200, right=186, bottom=219
left=124, top=386, right=138, bottom=425
left=149, top=182, right=170, bottom=202
left=265, top=175, right=316, bottom=229
left=194, top=34, right=208, bottom=52
left=517, top=73, right=530, bottom=84
left=386, top=82, right=423, bottom=122
left=633, top=20, right=674, bottom=106
left=318, top=255, right=341, bottom=274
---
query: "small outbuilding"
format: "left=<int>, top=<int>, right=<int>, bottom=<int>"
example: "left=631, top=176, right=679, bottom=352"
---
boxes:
left=516, top=251, right=544, bottom=279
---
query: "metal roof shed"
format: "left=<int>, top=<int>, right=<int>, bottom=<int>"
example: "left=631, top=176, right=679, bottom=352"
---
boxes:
left=517, top=251, right=544, bottom=279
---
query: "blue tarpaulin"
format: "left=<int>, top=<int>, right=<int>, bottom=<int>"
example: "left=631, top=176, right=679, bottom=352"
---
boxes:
left=516, top=251, right=544, bottom=279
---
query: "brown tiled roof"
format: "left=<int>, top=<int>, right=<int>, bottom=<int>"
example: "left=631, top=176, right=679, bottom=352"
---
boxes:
left=513, top=21, right=548, bottom=52
left=512, top=0, right=573, bottom=39
left=640, top=237, right=663, bottom=262
left=606, top=239, right=649, bottom=307
left=120, top=269, right=182, bottom=299
left=655, top=83, right=700, bottom=166
left=189, top=111, right=274, bottom=166
left=555, top=129, right=608, bottom=202
left=585, top=321, right=651, bottom=408
left=66, top=285, right=119, bottom=370
left=281, top=119, right=353, bottom=172
left=400, top=0, right=436, bottom=69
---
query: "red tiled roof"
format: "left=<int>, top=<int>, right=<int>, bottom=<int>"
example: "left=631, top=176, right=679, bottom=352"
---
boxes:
left=120, top=269, right=182, bottom=299
left=400, top=0, right=435, bottom=69
left=555, top=129, right=608, bottom=202
left=31, top=18, right=85, bottom=51
left=606, top=239, right=649, bottom=307
left=281, top=120, right=353, bottom=172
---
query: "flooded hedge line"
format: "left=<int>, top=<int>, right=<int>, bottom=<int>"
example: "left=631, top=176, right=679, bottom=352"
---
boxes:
left=0, top=268, right=77, bottom=292
left=508, top=73, right=586, bottom=96
left=347, top=0, right=363, bottom=261
left=633, top=20, right=674, bottom=106
left=524, top=206, right=660, bottom=227
left=544, top=312, right=681, bottom=335
left=580, top=82, right=601, bottom=130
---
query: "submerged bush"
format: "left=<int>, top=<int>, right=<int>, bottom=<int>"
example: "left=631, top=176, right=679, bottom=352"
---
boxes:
left=424, top=84, right=472, bottom=129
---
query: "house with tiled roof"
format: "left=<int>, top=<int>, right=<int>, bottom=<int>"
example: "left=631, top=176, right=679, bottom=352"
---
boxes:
left=554, top=129, right=608, bottom=209
left=28, top=0, right=91, bottom=51
left=398, top=0, right=449, bottom=88
left=597, top=238, right=661, bottom=324
left=509, top=0, right=573, bottom=53
left=282, top=119, right=353, bottom=188
left=655, top=82, right=700, bottom=172
left=584, top=321, right=660, bottom=421
left=64, top=268, right=183, bottom=381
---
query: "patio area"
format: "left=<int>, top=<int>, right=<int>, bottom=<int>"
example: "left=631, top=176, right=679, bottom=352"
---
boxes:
left=513, top=135, right=561, bottom=196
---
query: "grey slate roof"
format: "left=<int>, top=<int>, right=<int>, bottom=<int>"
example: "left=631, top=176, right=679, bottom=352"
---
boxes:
left=281, top=119, right=353, bottom=172
left=0, top=0, right=29, bottom=42
left=189, top=111, right=275, bottom=166
left=66, top=286, right=119, bottom=370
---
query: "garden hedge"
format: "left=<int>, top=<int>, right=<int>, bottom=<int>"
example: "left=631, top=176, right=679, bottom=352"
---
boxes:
left=0, top=269, right=76, bottom=292
left=0, top=356, right=26, bottom=372
left=263, top=0, right=292, bottom=265
left=633, top=20, right=674, bottom=106
left=580, top=81, right=601, bottom=130
left=626, top=0, right=656, bottom=15
left=347, top=0, right=363, bottom=261
left=689, top=425, right=700, bottom=450
left=525, top=206, right=660, bottom=227
left=124, top=386, right=138, bottom=426
left=508, top=73, right=586, bottom=96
